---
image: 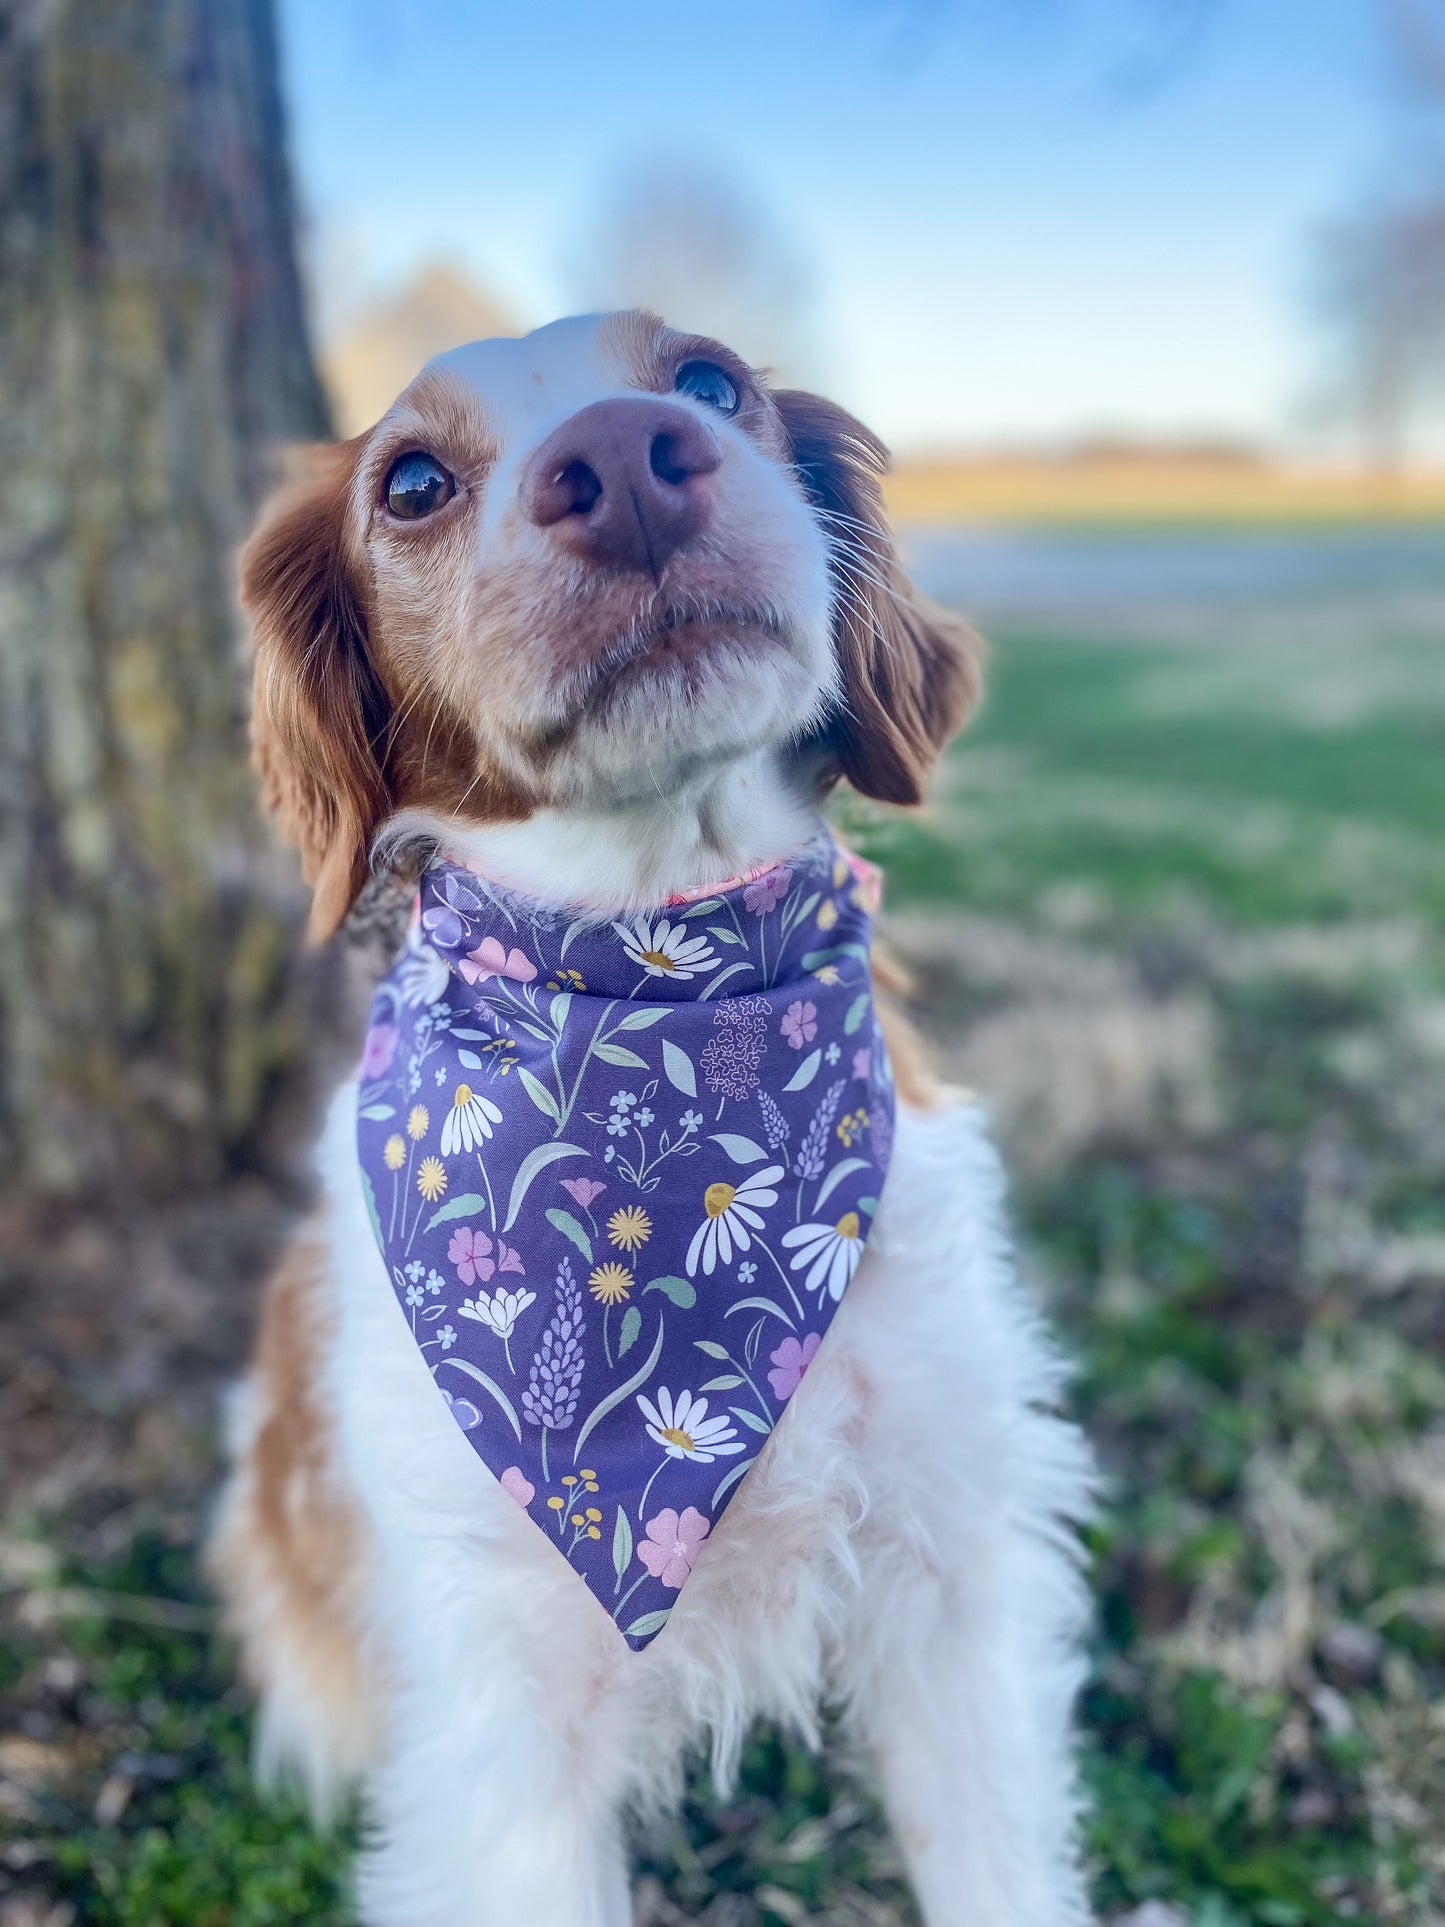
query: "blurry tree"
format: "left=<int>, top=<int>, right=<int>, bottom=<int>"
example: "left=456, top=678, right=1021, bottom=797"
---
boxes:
left=1314, top=0, right=1445, bottom=463
left=0, top=0, right=329, bottom=1193
left=1317, top=198, right=1445, bottom=466
left=568, top=157, right=819, bottom=383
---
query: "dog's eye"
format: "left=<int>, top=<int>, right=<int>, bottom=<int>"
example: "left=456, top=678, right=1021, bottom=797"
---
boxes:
left=674, top=360, right=740, bottom=417
left=384, top=452, right=455, bottom=520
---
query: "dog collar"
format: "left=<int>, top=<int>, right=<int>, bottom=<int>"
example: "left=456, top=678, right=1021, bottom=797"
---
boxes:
left=356, top=829, right=894, bottom=1649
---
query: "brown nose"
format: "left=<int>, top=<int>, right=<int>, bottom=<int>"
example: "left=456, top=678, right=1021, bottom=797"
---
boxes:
left=519, top=398, right=721, bottom=576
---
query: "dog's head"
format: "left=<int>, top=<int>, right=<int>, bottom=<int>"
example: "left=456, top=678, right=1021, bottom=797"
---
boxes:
left=243, top=312, right=979, bottom=936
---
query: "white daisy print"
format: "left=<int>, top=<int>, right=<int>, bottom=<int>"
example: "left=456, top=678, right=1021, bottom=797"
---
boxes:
left=636, top=1386, right=746, bottom=1463
left=457, top=1284, right=536, bottom=1338
left=457, top=1283, right=536, bottom=1370
left=685, top=1165, right=784, bottom=1277
left=440, top=1081, right=503, bottom=1155
left=781, top=1211, right=866, bottom=1302
left=614, top=915, right=720, bottom=981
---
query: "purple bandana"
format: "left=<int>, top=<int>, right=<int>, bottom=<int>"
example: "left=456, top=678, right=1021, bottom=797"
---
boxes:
left=356, top=831, right=894, bottom=1649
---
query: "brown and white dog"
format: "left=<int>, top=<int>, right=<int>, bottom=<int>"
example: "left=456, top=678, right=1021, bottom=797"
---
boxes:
left=210, top=313, right=1094, bottom=1927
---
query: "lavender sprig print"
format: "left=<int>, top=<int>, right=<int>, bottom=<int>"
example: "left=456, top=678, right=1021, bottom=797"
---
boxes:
left=757, top=1090, right=790, bottom=1150
left=793, top=1081, right=845, bottom=1182
left=522, top=1255, right=586, bottom=1432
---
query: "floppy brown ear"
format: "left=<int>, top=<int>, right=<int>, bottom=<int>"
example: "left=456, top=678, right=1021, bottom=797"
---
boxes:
left=773, top=389, right=982, bottom=804
left=241, top=438, right=391, bottom=941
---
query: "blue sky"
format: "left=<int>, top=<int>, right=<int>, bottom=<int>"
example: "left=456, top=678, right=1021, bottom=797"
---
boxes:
left=280, top=0, right=1397, bottom=451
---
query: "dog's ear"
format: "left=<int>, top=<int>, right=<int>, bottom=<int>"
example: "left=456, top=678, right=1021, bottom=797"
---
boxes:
left=241, top=438, right=391, bottom=941
left=773, top=389, right=982, bottom=804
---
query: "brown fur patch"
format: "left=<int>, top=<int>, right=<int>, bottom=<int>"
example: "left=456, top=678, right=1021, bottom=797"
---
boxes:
left=378, top=365, right=500, bottom=474
left=598, top=307, right=668, bottom=389
left=242, top=425, right=532, bottom=940
left=601, top=312, right=793, bottom=465
left=243, top=439, right=392, bottom=940
left=771, top=388, right=984, bottom=804
left=207, top=1223, right=381, bottom=1787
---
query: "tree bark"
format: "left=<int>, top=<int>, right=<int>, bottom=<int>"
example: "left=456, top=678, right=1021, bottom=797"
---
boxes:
left=0, top=0, right=330, bottom=1193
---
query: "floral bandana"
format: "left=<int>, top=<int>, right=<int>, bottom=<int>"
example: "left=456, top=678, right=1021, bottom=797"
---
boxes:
left=356, top=831, right=894, bottom=1650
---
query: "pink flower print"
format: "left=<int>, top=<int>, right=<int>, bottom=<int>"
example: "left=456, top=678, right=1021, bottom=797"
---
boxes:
left=496, top=1238, right=526, bottom=1276
left=636, top=1506, right=711, bottom=1589
left=852, top=1047, right=872, bottom=1082
left=360, top=1020, right=398, bottom=1079
left=448, top=1225, right=495, bottom=1287
left=780, top=1000, right=818, bottom=1051
left=458, top=936, right=539, bottom=986
left=767, top=1333, right=822, bottom=1402
left=499, top=1466, right=535, bottom=1508
left=560, top=1176, right=607, bottom=1209
left=743, top=864, right=793, bottom=914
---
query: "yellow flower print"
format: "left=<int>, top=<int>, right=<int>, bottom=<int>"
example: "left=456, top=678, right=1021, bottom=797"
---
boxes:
left=704, top=1181, right=736, bottom=1217
left=552, top=1473, right=604, bottom=1542
left=588, top=1263, right=633, bottom=1306
left=546, top=967, right=587, bottom=992
left=816, top=897, right=839, bottom=931
left=416, top=1156, right=447, bottom=1202
left=607, top=1204, right=652, bottom=1252
left=836, top=1107, right=870, bottom=1148
left=407, top=1104, right=429, bottom=1140
left=383, top=1133, right=406, bottom=1170
left=833, top=853, right=849, bottom=887
left=812, top=963, right=841, bottom=986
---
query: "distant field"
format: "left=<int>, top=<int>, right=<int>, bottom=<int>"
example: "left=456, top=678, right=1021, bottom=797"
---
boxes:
left=884, top=454, right=1445, bottom=526
left=856, top=557, right=1445, bottom=933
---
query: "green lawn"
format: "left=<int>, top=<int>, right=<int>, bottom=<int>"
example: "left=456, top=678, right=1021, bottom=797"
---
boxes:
left=4, top=556, right=1444, bottom=1925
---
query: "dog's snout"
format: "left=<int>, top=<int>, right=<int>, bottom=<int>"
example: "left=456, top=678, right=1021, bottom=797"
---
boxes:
left=520, top=398, right=721, bottom=575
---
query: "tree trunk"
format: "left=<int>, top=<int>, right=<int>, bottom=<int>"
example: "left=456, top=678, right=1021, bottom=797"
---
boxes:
left=0, top=0, right=330, bottom=1193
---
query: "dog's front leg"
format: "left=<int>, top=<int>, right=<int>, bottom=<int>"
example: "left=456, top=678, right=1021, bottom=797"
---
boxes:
left=820, top=1102, right=1096, bottom=1926
left=842, top=1505, right=1093, bottom=1927
left=353, top=1666, right=632, bottom=1927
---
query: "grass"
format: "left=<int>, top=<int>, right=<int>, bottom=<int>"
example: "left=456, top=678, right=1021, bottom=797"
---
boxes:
left=3, top=538, right=1444, bottom=1924
left=1, top=1536, right=352, bottom=1927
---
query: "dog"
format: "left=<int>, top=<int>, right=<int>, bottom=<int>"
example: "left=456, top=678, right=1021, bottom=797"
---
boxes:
left=209, top=311, right=1095, bottom=1927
